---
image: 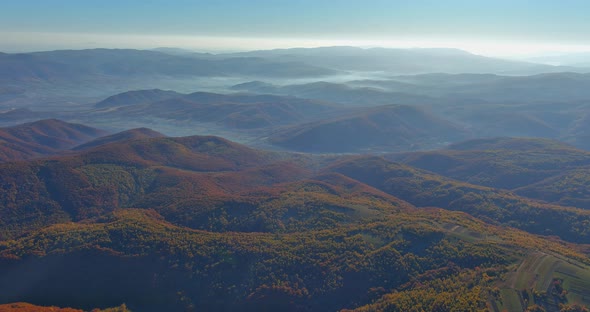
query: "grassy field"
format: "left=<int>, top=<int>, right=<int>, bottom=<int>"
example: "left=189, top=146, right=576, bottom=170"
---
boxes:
left=497, top=289, right=524, bottom=312
left=494, top=251, right=590, bottom=311
left=554, top=259, right=590, bottom=305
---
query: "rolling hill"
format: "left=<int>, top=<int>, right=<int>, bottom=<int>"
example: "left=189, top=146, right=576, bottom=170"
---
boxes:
left=230, top=80, right=438, bottom=107
left=0, top=119, right=107, bottom=162
left=0, top=132, right=590, bottom=311
left=391, top=137, right=590, bottom=190
left=72, top=128, right=166, bottom=150
left=326, top=155, right=590, bottom=243
left=269, top=105, right=469, bottom=152
left=0, top=108, right=43, bottom=122
left=1, top=206, right=588, bottom=311
left=94, top=89, right=182, bottom=108
left=96, top=91, right=340, bottom=130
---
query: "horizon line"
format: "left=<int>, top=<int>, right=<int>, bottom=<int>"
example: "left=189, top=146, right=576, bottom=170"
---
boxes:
left=3, top=31, right=590, bottom=59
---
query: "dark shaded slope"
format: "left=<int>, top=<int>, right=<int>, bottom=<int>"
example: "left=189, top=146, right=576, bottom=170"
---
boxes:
left=270, top=105, right=468, bottom=152
left=0, top=109, right=43, bottom=122
left=102, top=92, right=339, bottom=129
left=327, top=155, right=590, bottom=243
left=231, top=80, right=437, bottom=107
left=1, top=119, right=106, bottom=150
left=94, top=89, right=182, bottom=108
left=513, top=169, right=590, bottom=209
left=1, top=207, right=585, bottom=311
left=392, top=137, right=590, bottom=190
left=0, top=53, right=81, bottom=83
left=0, top=119, right=107, bottom=162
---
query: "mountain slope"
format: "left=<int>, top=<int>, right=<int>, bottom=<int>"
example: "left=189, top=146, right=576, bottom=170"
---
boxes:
left=0, top=119, right=107, bottom=162
left=0, top=134, right=410, bottom=239
left=0, top=108, right=43, bottom=122
left=513, top=169, right=590, bottom=209
left=0, top=134, right=278, bottom=239
left=231, top=80, right=438, bottom=107
left=98, top=91, right=339, bottom=129
left=392, top=137, right=590, bottom=190
left=327, top=155, right=590, bottom=243
left=1, top=207, right=588, bottom=311
left=0, top=133, right=590, bottom=311
left=269, top=105, right=469, bottom=152
left=72, top=128, right=166, bottom=150
left=94, top=89, right=182, bottom=108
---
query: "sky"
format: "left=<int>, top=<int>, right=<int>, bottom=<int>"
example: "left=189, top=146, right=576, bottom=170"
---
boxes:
left=2, top=0, right=590, bottom=57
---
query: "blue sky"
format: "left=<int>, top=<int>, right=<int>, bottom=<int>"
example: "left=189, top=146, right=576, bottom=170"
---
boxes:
left=2, top=0, right=590, bottom=56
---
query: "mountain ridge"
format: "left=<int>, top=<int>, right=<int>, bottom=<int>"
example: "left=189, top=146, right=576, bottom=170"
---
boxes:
left=0, top=119, right=107, bottom=162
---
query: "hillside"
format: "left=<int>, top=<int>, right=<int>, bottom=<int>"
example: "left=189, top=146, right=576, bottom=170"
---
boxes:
left=391, top=137, right=590, bottom=190
left=2, top=134, right=399, bottom=239
left=327, top=155, right=590, bottom=243
left=269, top=105, right=468, bottom=152
left=72, top=128, right=166, bottom=150
left=0, top=108, right=43, bottom=122
left=97, top=91, right=339, bottom=129
left=0, top=53, right=81, bottom=83
left=231, top=80, right=437, bottom=107
left=389, top=138, right=590, bottom=211
left=94, top=89, right=182, bottom=108
left=513, top=169, right=590, bottom=209
left=0, top=119, right=107, bottom=162
left=0, top=133, right=590, bottom=310
left=1, top=208, right=589, bottom=311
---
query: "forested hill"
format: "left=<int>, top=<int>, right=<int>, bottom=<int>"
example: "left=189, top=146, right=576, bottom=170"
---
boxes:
left=0, top=131, right=590, bottom=311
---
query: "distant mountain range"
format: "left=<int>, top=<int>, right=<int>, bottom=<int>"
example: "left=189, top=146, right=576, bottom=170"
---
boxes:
left=234, top=72, right=590, bottom=104
left=527, top=52, right=590, bottom=67
left=230, top=80, right=437, bottom=106
left=0, top=48, right=338, bottom=84
left=3, top=46, right=590, bottom=115
left=1, top=47, right=587, bottom=88
left=81, top=82, right=590, bottom=152
left=220, top=46, right=585, bottom=74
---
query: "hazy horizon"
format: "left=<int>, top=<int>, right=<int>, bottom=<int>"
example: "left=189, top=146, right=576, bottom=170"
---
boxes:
left=3, top=0, right=590, bottom=59
left=4, top=31, right=590, bottom=60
